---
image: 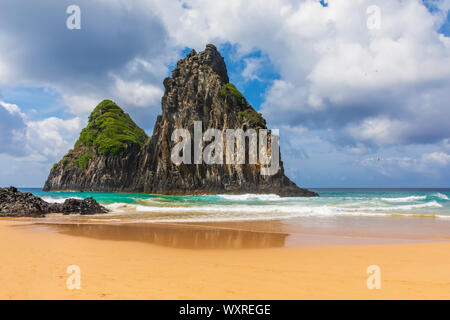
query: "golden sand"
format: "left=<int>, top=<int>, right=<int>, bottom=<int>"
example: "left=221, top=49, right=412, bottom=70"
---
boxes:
left=0, top=219, right=449, bottom=299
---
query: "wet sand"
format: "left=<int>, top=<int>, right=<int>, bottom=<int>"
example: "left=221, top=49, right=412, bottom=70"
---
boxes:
left=1, top=219, right=450, bottom=299
left=22, top=220, right=431, bottom=248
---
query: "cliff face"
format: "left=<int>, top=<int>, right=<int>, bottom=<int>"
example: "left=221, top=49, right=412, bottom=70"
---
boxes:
left=44, top=44, right=318, bottom=197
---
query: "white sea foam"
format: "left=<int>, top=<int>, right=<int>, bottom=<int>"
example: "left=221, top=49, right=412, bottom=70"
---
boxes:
left=107, top=202, right=384, bottom=217
left=356, top=201, right=442, bottom=211
left=102, top=202, right=387, bottom=222
left=105, top=202, right=130, bottom=212
left=42, top=196, right=83, bottom=204
left=217, top=194, right=282, bottom=201
left=85, top=209, right=450, bottom=223
left=101, top=197, right=446, bottom=223
left=381, top=195, right=427, bottom=203
left=434, top=193, right=449, bottom=200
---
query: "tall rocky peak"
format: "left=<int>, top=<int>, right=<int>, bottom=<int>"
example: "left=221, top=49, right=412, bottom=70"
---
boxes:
left=170, top=44, right=229, bottom=84
left=44, top=45, right=318, bottom=197
left=160, top=44, right=264, bottom=133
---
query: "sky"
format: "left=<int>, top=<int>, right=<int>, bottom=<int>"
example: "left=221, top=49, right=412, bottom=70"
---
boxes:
left=0, top=0, right=449, bottom=188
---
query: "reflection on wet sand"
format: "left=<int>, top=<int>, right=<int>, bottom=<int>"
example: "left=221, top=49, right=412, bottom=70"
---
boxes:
left=35, top=223, right=288, bottom=249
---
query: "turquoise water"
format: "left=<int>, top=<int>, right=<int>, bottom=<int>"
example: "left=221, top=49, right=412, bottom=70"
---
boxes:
left=20, top=188, right=450, bottom=223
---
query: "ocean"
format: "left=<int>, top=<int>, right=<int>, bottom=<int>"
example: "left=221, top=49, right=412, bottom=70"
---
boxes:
left=21, top=188, right=450, bottom=223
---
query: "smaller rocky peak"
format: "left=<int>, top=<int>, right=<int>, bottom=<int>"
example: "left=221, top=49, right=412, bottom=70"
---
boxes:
left=88, top=99, right=123, bottom=121
left=75, top=99, right=147, bottom=157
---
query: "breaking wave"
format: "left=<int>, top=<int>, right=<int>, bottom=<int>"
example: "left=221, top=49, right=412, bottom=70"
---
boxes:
left=381, top=196, right=427, bottom=202
left=434, top=193, right=449, bottom=200
left=42, top=196, right=83, bottom=204
left=99, top=200, right=446, bottom=222
left=217, top=194, right=282, bottom=201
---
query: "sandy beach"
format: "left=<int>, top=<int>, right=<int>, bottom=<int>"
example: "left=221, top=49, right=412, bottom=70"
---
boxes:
left=1, top=219, right=449, bottom=300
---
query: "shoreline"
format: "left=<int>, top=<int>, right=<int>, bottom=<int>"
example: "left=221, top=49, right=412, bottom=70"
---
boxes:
left=10, top=211, right=450, bottom=245
left=7, top=213, right=450, bottom=248
left=1, top=219, right=450, bottom=299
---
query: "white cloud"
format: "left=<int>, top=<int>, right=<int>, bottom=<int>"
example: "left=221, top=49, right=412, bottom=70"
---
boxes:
left=262, top=80, right=311, bottom=112
left=0, top=100, right=81, bottom=162
left=346, top=143, right=372, bottom=155
left=421, top=151, right=450, bottom=166
left=279, top=124, right=309, bottom=155
left=345, top=117, right=410, bottom=146
left=62, top=94, right=104, bottom=117
left=362, top=151, right=450, bottom=176
left=443, top=138, right=450, bottom=151
left=0, top=101, right=27, bottom=156
left=24, top=116, right=82, bottom=159
left=0, top=101, right=23, bottom=115
left=241, top=57, right=264, bottom=81
left=112, top=76, right=163, bottom=108
left=126, top=57, right=170, bottom=78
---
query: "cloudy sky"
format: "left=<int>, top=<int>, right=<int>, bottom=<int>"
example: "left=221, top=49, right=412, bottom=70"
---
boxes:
left=0, top=0, right=449, bottom=188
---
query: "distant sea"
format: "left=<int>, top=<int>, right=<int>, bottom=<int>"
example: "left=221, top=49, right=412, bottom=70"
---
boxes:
left=20, top=188, right=450, bottom=223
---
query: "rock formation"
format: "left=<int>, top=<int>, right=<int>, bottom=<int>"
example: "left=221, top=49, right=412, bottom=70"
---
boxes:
left=0, top=187, right=108, bottom=217
left=44, top=99, right=145, bottom=192
left=44, top=44, right=318, bottom=197
left=57, top=197, right=109, bottom=215
left=1, top=187, right=52, bottom=217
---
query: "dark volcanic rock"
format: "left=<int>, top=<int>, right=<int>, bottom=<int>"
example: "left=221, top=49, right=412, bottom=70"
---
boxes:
left=0, top=187, right=108, bottom=217
left=0, top=187, right=51, bottom=217
left=44, top=44, right=318, bottom=197
left=57, top=197, right=109, bottom=215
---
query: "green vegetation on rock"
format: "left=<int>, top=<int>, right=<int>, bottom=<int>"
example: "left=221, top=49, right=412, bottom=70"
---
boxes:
left=75, top=152, right=94, bottom=170
left=238, top=107, right=266, bottom=129
left=75, top=100, right=148, bottom=157
left=51, top=155, right=69, bottom=172
left=220, top=83, right=244, bottom=101
left=220, top=83, right=266, bottom=129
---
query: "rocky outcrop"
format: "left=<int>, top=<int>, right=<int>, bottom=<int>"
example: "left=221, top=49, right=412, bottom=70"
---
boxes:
left=0, top=187, right=53, bottom=217
left=57, top=197, right=109, bottom=215
left=0, top=187, right=108, bottom=217
left=44, top=44, right=318, bottom=197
